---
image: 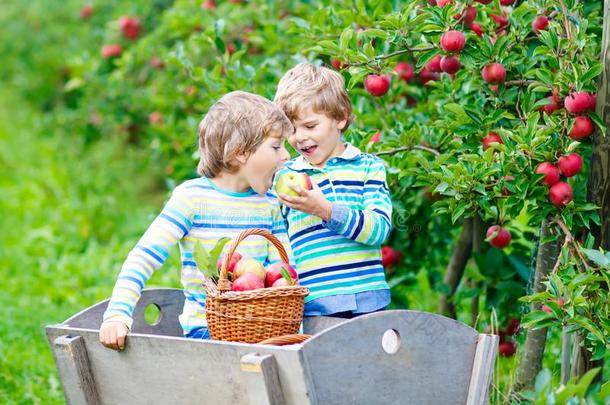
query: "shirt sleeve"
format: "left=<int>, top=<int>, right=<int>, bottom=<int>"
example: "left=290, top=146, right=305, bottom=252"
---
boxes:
left=323, top=157, right=392, bottom=246
left=102, top=185, right=195, bottom=329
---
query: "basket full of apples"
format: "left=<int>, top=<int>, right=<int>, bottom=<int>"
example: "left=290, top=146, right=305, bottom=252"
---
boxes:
left=200, top=228, right=309, bottom=343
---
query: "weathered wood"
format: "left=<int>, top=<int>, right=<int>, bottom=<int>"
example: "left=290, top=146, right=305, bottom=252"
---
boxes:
left=439, top=218, right=474, bottom=318
left=240, top=353, right=285, bottom=405
left=467, top=333, right=498, bottom=405
left=47, top=289, right=497, bottom=404
left=52, top=335, right=101, bottom=405
left=62, top=288, right=185, bottom=336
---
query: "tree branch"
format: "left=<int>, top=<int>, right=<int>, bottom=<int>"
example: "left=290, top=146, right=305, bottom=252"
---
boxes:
left=375, top=144, right=440, bottom=157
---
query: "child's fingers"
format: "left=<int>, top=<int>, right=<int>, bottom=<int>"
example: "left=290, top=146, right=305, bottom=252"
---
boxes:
left=116, top=328, right=127, bottom=350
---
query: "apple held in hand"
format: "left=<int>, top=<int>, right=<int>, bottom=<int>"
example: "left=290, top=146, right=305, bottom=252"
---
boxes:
left=231, top=272, right=264, bottom=291
left=233, top=257, right=266, bottom=280
left=265, top=262, right=298, bottom=287
left=275, top=172, right=313, bottom=197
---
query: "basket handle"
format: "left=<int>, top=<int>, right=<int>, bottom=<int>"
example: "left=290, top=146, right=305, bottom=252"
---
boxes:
left=218, top=228, right=290, bottom=292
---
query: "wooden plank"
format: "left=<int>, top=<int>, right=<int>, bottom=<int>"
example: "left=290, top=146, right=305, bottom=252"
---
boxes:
left=52, top=335, right=101, bottom=405
left=240, top=353, right=286, bottom=405
left=466, top=333, right=498, bottom=405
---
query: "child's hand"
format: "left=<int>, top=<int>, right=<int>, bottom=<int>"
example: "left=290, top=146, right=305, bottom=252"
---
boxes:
left=278, top=182, right=332, bottom=221
left=99, top=320, right=129, bottom=350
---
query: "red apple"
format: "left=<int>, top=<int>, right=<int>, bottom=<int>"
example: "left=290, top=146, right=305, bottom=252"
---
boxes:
left=231, top=272, right=264, bottom=291
left=330, top=58, right=348, bottom=70
left=201, top=0, right=216, bottom=9
left=505, top=318, right=520, bottom=335
left=149, top=111, right=163, bottom=126
left=119, top=16, right=141, bottom=40
left=436, top=0, right=454, bottom=6
left=440, top=55, right=461, bottom=74
left=491, top=14, right=509, bottom=28
left=101, top=44, right=122, bottom=59
left=80, top=4, right=93, bottom=20
left=476, top=0, right=492, bottom=3
left=549, top=182, right=573, bottom=207
left=565, top=92, right=593, bottom=115
left=500, top=0, right=514, bottom=5
left=233, top=258, right=266, bottom=280
left=275, top=172, right=313, bottom=197
left=265, top=262, right=298, bottom=287
left=532, top=16, right=549, bottom=32
left=364, top=74, right=390, bottom=97
left=217, top=252, right=243, bottom=274
left=558, top=153, right=583, bottom=177
left=370, top=131, right=381, bottom=143
left=587, top=93, right=597, bottom=112
left=419, top=67, right=440, bottom=84
left=539, top=91, right=563, bottom=114
left=482, top=63, right=506, bottom=84
left=470, top=23, right=484, bottom=37
left=482, top=131, right=503, bottom=150
left=498, top=341, right=517, bottom=357
left=486, top=225, right=512, bottom=249
left=440, top=30, right=466, bottom=53
left=426, top=55, right=443, bottom=73
left=536, top=162, right=560, bottom=186
left=394, top=62, right=415, bottom=82
left=569, top=116, right=594, bottom=140
left=149, top=57, right=165, bottom=69
left=381, top=246, right=401, bottom=268
left=271, top=277, right=298, bottom=287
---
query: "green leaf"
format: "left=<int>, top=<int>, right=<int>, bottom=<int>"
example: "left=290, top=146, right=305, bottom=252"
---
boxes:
left=280, top=266, right=292, bottom=282
left=194, top=240, right=217, bottom=280
left=209, top=237, right=231, bottom=273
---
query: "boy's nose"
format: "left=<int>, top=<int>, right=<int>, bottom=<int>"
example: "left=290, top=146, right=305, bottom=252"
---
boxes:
left=280, top=147, right=290, bottom=162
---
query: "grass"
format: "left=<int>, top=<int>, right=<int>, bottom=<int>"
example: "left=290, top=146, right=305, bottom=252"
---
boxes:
left=0, top=89, right=181, bottom=403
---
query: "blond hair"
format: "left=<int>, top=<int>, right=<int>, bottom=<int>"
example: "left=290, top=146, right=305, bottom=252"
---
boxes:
left=274, top=62, right=353, bottom=131
left=197, top=91, right=293, bottom=177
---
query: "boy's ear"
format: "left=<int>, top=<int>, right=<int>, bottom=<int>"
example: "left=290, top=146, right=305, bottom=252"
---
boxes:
left=234, top=152, right=249, bottom=165
left=337, top=117, right=348, bottom=131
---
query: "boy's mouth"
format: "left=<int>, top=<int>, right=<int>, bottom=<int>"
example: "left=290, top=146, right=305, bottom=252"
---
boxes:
left=300, top=145, right=317, bottom=156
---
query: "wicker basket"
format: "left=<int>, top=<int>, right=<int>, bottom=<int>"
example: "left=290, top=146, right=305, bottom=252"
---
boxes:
left=204, top=229, right=309, bottom=343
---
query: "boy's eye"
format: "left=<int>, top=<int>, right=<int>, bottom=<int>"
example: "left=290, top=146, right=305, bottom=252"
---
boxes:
left=273, top=146, right=281, bottom=150
left=305, top=124, right=316, bottom=129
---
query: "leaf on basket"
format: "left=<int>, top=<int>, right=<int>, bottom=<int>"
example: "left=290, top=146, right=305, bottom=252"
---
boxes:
left=209, top=237, right=231, bottom=272
left=280, top=266, right=293, bottom=284
left=194, top=240, right=218, bottom=281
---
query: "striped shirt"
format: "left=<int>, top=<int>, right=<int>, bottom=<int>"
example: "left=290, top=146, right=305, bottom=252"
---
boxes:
left=278, top=143, right=392, bottom=311
left=102, top=176, right=291, bottom=336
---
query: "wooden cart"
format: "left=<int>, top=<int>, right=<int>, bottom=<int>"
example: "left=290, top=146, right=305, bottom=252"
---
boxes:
left=46, top=288, right=498, bottom=405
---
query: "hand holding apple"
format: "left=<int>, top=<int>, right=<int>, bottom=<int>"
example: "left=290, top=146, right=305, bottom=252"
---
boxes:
left=277, top=181, right=332, bottom=221
left=275, top=172, right=313, bottom=197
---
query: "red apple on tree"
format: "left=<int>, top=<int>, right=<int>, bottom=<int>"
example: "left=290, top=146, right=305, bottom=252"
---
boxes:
left=486, top=225, right=512, bottom=249
left=119, top=16, right=142, bottom=40
left=381, top=246, right=401, bottom=268
left=440, top=30, right=466, bottom=53
left=201, top=0, right=216, bottom=9
left=569, top=116, right=594, bottom=140
left=536, top=162, right=560, bottom=186
left=498, top=341, right=517, bottom=357
left=394, top=62, right=415, bottom=82
left=440, top=55, right=461, bottom=74
left=558, top=153, right=583, bottom=177
left=149, top=111, right=163, bottom=126
left=549, top=182, right=573, bottom=207
left=482, top=63, right=506, bottom=84
left=231, top=272, right=264, bottom=291
left=565, top=92, right=593, bottom=115
left=470, top=23, right=484, bottom=37
left=426, top=55, right=443, bottom=73
left=330, top=58, right=348, bottom=70
left=80, top=4, right=93, bottom=20
left=482, top=131, right=503, bottom=150
left=539, top=90, right=562, bottom=114
left=491, top=14, right=509, bottom=28
left=101, top=44, right=122, bottom=59
left=364, top=74, right=390, bottom=96
left=532, top=16, right=549, bottom=32
left=370, top=131, right=381, bottom=143
left=275, top=172, right=313, bottom=197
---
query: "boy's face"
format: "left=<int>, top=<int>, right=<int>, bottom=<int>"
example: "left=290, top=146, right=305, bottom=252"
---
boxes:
left=289, top=107, right=347, bottom=168
left=240, top=133, right=290, bottom=195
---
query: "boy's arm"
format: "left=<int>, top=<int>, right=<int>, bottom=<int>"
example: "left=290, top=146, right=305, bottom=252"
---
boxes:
left=324, top=159, right=392, bottom=246
left=102, top=186, right=195, bottom=329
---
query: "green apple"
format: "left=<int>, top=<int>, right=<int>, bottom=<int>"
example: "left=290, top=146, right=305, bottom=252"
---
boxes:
left=274, top=172, right=313, bottom=197
left=233, top=258, right=266, bottom=280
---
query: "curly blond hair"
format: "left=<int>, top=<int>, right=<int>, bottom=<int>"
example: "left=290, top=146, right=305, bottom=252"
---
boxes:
left=274, top=62, right=353, bottom=131
left=197, top=91, right=293, bottom=177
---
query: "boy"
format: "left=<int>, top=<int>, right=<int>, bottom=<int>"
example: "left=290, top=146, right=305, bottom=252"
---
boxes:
left=273, top=62, right=392, bottom=318
left=100, top=91, right=293, bottom=350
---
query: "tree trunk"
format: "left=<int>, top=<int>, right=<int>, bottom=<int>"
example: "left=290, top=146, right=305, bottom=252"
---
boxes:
left=574, top=0, right=610, bottom=380
left=469, top=214, right=483, bottom=327
left=439, top=218, right=473, bottom=318
left=513, top=218, right=562, bottom=392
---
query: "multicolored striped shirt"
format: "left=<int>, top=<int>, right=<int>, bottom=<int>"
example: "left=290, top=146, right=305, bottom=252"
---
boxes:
left=278, top=143, right=392, bottom=313
left=102, top=176, right=291, bottom=336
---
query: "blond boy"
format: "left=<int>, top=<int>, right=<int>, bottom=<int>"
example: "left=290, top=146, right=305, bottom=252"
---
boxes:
left=100, top=91, right=293, bottom=349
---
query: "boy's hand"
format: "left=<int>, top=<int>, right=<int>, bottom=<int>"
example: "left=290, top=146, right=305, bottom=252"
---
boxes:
left=99, top=321, right=129, bottom=351
left=278, top=182, right=332, bottom=221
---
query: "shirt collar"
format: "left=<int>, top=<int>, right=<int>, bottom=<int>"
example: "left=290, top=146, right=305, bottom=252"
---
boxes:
left=289, top=143, right=362, bottom=171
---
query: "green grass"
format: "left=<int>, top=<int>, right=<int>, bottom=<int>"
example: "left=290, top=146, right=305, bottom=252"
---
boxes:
left=0, top=90, right=181, bottom=403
